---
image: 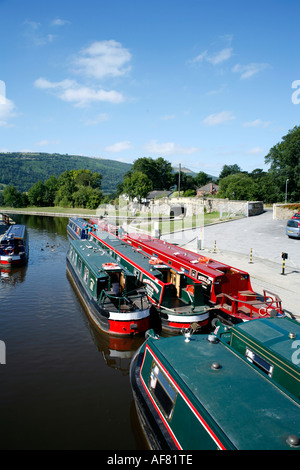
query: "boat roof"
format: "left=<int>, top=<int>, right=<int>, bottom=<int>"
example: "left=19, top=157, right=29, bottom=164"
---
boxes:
left=90, top=231, right=166, bottom=279
left=2, top=224, right=26, bottom=241
left=125, top=233, right=249, bottom=279
left=68, top=217, right=88, bottom=229
left=147, top=318, right=300, bottom=450
left=70, top=239, right=132, bottom=279
left=232, top=316, right=300, bottom=366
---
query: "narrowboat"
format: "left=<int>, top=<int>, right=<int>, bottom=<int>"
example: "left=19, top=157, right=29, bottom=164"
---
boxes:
left=67, top=217, right=91, bottom=240
left=66, top=238, right=151, bottom=336
left=130, top=316, right=300, bottom=450
left=124, top=234, right=284, bottom=324
left=0, top=224, right=29, bottom=268
left=88, top=230, right=211, bottom=334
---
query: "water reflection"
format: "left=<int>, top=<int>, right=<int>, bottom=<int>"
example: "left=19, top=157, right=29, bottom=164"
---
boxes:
left=89, top=324, right=144, bottom=376
left=0, top=213, right=142, bottom=450
left=0, top=266, right=28, bottom=285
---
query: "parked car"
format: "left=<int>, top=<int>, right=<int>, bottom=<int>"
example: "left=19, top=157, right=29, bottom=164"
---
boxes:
left=292, top=212, right=300, bottom=219
left=286, top=219, right=300, bottom=238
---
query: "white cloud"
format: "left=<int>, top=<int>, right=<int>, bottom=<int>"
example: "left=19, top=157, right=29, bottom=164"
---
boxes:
left=73, top=40, right=132, bottom=80
left=192, top=47, right=232, bottom=65
left=51, top=19, right=70, bottom=26
left=243, top=119, right=270, bottom=128
left=207, top=48, right=233, bottom=65
left=34, top=77, right=124, bottom=107
left=247, top=147, right=264, bottom=154
left=232, top=63, right=269, bottom=79
left=23, top=20, right=55, bottom=45
left=144, top=140, right=199, bottom=156
left=0, top=97, right=17, bottom=127
left=161, top=114, right=176, bottom=120
left=105, top=141, right=133, bottom=152
left=84, top=113, right=109, bottom=126
left=202, top=111, right=235, bottom=126
left=35, top=139, right=60, bottom=147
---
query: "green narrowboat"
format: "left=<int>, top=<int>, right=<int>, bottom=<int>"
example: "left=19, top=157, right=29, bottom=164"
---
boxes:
left=66, top=239, right=150, bottom=336
left=130, top=316, right=300, bottom=450
left=88, top=230, right=211, bottom=334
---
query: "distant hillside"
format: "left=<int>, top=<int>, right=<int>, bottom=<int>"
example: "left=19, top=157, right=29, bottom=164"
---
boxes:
left=172, top=165, right=217, bottom=181
left=0, top=152, right=132, bottom=194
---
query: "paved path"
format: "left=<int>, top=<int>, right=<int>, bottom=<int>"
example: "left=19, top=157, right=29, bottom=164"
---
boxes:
left=162, top=210, right=300, bottom=320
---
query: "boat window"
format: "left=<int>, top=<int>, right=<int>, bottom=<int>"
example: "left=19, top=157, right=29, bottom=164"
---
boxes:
left=78, top=258, right=82, bottom=273
left=149, top=362, right=176, bottom=419
left=83, top=266, right=89, bottom=284
left=245, top=347, right=274, bottom=377
left=89, top=277, right=95, bottom=294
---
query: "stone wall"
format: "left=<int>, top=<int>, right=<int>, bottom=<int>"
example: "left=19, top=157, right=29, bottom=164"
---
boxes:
left=273, top=203, right=300, bottom=220
left=146, top=197, right=263, bottom=217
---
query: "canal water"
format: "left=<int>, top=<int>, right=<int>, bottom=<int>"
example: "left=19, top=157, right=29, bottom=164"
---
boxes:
left=0, top=214, right=147, bottom=450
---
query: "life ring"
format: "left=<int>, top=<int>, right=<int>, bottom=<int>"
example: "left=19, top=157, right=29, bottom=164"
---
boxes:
left=198, top=256, right=211, bottom=264
left=186, top=285, right=194, bottom=295
left=149, top=257, right=163, bottom=265
left=5, top=246, right=14, bottom=256
left=102, top=262, right=119, bottom=269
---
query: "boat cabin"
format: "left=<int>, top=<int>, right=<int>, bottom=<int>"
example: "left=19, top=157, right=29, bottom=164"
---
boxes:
left=67, top=217, right=90, bottom=240
left=88, top=230, right=210, bottom=332
left=0, top=224, right=28, bottom=255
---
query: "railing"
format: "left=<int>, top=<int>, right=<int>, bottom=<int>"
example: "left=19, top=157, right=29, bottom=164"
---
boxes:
left=262, top=289, right=283, bottom=314
left=98, top=289, right=147, bottom=312
left=217, top=291, right=283, bottom=319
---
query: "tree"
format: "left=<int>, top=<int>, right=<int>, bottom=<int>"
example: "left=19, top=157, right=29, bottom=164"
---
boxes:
left=194, top=171, right=210, bottom=188
left=3, top=185, right=25, bottom=207
left=219, top=164, right=242, bottom=180
left=132, top=157, right=173, bottom=190
left=43, top=175, right=59, bottom=206
left=218, top=173, right=258, bottom=200
left=122, top=171, right=153, bottom=202
left=73, top=186, right=102, bottom=209
left=27, top=181, right=46, bottom=206
left=265, top=125, right=300, bottom=202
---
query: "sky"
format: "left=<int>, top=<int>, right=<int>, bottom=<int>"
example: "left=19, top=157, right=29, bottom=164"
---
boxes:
left=0, top=0, right=300, bottom=178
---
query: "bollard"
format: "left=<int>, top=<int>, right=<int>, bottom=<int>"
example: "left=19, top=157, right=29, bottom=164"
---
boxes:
left=213, top=240, right=217, bottom=253
left=281, top=252, right=288, bottom=275
left=249, top=248, right=253, bottom=264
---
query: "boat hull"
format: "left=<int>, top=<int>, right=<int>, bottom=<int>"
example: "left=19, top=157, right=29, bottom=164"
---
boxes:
left=66, top=258, right=150, bottom=336
left=0, top=252, right=28, bottom=268
left=130, top=346, right=176, bottom=450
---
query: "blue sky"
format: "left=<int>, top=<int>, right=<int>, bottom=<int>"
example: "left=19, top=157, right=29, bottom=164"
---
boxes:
left=0, top=0, right=300, bottom=178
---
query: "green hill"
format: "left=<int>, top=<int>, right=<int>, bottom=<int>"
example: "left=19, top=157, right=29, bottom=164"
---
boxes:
left=0, top=152, right=131, bottom=194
